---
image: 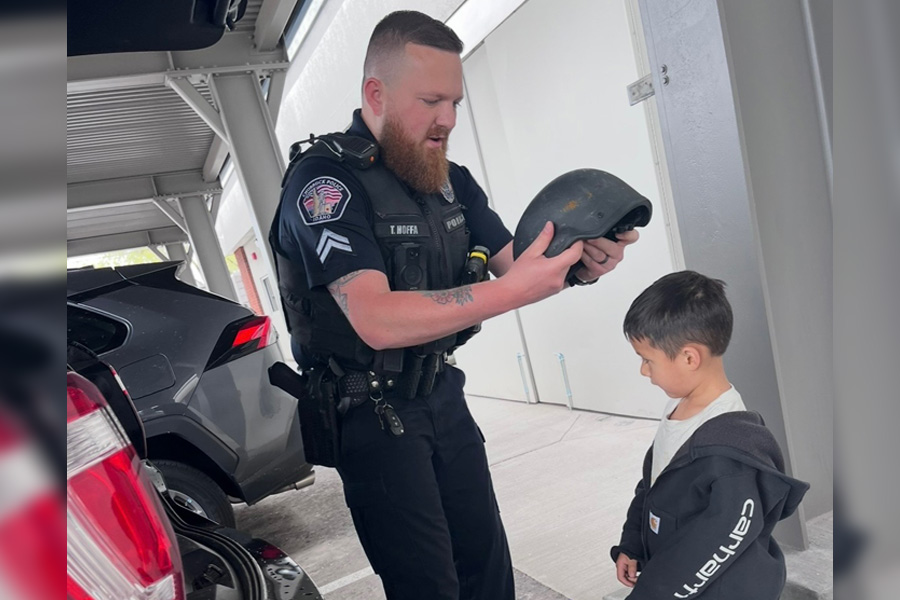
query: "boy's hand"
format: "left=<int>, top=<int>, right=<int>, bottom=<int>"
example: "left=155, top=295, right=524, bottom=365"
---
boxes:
left=615, top=553, right=639, bottom=588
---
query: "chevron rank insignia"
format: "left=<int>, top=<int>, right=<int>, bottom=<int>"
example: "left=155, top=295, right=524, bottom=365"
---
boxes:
left=316, top=228, right=353, bottom=264
left=298, top=176, right=351, bottom=225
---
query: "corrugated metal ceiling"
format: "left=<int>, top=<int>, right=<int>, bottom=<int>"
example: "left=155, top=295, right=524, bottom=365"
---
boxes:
left=66, top=0, right=288, bottom=191
left=67, top=202, right=174, bottom=240
left=67, top=84, right=217, bottom=185
left=66, top=0, right=295, bottom=253
left=234, top=0, right=265, bottom=32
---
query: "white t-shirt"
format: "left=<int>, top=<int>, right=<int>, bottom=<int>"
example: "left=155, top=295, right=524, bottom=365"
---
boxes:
left=650, top=386, right=746, bottom=485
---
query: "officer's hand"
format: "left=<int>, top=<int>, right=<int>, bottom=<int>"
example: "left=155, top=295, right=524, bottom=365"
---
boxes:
left=615, top=553, right=639, bottom=588
left=576, top=229, right=640, bottom=282
left=505, top=221, right=583, bottom=303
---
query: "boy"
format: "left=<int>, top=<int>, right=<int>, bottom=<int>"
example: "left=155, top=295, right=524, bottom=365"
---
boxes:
left=611, top=271, right=808, bottom=599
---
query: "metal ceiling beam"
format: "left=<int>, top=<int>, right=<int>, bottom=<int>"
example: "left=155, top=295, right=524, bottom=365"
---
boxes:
left=164, top=242, right=197, bottom=286
left=151, top=198, right=189, bottom=233
left=199, top=69, right=287, bottom=187
left=266, top=70, right=288, bottom=123
left=67, top=33, right=289, bottom=94
left=149, top=246, right=169, bottom=262
left=254, top=0, right=299, bottom=53
left=165, top=77, right=229, bottom=142
left=202, top=137, right=230, bottom=182
left=208, top=192, right=223, bottom=223
left=67, top=227, right=188, bottom=257
left=209, top=72, right=284, bottom=292
left=179, top=196, right=237, bottom=300
left=67, top=171, right=222, bottom=210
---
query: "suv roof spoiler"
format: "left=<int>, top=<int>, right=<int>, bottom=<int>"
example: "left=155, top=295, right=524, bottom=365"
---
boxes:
left=67, top=261, right=183, bottom=298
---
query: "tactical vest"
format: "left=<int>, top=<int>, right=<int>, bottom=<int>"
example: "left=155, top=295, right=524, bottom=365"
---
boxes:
left=269, top=133, right=473, bottom=374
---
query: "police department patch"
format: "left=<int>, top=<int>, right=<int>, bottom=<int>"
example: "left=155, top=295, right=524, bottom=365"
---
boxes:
left=297, top=177, right=351, bottom=225
left=440, top=180, right=455, bottom=203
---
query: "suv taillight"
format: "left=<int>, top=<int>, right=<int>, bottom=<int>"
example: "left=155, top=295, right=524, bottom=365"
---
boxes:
left=0, top=408, right=63, bottom=600
left=66, top=372, right=185, bottom=600
left=206, top=315, right=276, bottom=370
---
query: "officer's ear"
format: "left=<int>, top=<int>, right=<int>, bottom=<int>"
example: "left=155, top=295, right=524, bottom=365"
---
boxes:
left=363, top=77, right=385, bottom=117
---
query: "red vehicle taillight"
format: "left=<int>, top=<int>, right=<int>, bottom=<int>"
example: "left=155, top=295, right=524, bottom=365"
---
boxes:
left=0, top=409, right=63, bottom=600
left=232, top=316, right=273, bottom=350
left=66, top=372, right=185, bottom=600
left=206, top=315, right=277, bottom=370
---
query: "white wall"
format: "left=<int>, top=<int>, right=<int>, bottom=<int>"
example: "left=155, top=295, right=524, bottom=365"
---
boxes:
left=216, top=169, right=253, bottom=255
left=450, top=0, right=677, bottom=416
left=447, top=97, right=532, bottom=403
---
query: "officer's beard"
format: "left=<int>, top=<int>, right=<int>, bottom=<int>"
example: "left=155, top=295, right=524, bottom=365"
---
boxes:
left=379, top=114, right=449, bottom=194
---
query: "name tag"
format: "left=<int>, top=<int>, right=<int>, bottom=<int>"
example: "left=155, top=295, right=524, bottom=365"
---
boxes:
left=375, top=222, right=427, bottom=237
left=390, top=224, right=420, bottom=235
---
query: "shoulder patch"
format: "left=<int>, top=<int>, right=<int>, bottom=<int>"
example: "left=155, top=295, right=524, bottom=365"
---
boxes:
left=297, top=176, right=351, bottom=225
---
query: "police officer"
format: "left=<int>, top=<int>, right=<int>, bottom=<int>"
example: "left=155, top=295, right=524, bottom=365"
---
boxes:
left=270, top=11, right=638, bottom=600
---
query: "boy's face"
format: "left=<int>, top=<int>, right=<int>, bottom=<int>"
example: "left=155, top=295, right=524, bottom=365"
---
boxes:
left=630, top=338, right=691, bottom=399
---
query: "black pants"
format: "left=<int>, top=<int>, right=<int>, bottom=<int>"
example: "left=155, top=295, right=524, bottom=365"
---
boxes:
left=336, top=366, right=514, bottom=600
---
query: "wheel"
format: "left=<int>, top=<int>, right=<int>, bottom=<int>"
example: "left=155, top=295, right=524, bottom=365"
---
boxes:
left=154, top=460, right=236, bottom=528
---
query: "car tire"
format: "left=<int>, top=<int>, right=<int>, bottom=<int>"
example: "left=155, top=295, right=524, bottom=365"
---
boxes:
left=155, top=460, right=236, bottom=528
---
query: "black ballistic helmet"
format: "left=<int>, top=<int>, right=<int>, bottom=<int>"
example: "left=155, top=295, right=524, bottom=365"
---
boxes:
left=512, top=169, right=652, bottom=260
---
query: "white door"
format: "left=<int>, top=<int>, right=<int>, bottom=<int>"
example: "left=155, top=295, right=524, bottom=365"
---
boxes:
left=448, top=88, right=534, bottom=403
left=456, top=0, right=679, bottom=417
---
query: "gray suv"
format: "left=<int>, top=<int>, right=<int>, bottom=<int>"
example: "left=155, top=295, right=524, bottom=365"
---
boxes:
left=67, top=261, right=313, bottom=526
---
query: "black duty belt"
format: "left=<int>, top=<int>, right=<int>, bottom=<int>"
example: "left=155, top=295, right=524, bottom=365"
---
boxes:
left=332, top=352, right=448, bottom=412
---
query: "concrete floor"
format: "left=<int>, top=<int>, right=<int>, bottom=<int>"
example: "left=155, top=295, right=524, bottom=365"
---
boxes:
left=235, top=395, right=658, bottom=599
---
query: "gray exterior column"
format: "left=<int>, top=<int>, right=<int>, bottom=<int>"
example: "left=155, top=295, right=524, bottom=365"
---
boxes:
left=638, top=0, right=833, bottom=549
left=179, top=195, right=237, bottom=301
left=207, top=72, right=284, bottom=294
left=164, top=242, right=197, bottom=287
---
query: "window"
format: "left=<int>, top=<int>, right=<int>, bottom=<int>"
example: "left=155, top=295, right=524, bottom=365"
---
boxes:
left=67, top=305, right=128, bottom=355
left=284, top=0, right=326, bottom=60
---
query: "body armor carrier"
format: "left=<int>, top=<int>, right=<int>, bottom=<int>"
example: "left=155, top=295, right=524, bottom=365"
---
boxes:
left=269, top=133, right=476, bottom=395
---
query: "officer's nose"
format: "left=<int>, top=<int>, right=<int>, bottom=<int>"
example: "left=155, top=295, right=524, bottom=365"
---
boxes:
left=435, top=102, right=456, bottom=131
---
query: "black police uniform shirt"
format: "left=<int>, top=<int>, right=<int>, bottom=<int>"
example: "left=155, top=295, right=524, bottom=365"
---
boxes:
left=277, top=109, right=512, bottom=290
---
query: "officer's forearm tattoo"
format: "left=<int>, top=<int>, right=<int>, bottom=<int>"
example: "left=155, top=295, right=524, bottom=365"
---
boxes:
left=421, top=286, right=474, bottom=307
left=327, top=271, right=365, bottom=315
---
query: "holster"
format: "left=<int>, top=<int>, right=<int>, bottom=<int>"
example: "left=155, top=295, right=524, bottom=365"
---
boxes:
left=268, top=361, right=341, bottom=468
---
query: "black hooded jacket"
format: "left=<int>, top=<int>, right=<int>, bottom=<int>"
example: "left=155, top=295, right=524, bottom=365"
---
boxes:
left=610, top=411, right=809, bottom=599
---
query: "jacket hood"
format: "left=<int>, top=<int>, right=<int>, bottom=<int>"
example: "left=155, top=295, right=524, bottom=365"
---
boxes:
left=675, top=411, right=810, bottom=519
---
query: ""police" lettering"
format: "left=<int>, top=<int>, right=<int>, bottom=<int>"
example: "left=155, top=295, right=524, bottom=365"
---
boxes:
left=445, top=214, right=465, bottom=232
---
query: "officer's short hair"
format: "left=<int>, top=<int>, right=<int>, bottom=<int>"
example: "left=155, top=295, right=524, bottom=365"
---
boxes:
left=364, top=11, right=464, bottom=80
left=624, top=270, right=733, bottom=359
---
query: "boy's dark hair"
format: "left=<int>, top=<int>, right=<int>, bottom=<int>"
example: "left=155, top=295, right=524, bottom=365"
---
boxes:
left=624, top=270, right=733, bottom=359
left=364, top=11, right=463, bottom=79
